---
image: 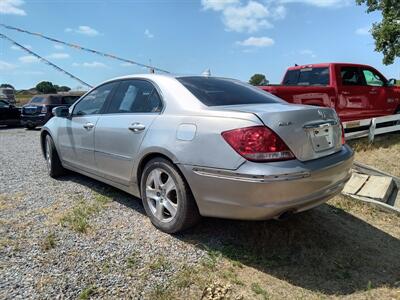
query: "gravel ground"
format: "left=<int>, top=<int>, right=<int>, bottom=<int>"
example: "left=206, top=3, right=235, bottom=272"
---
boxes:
left=0, top=128, right=206, bottom=299
left=1, top=128, right=399, bottom=300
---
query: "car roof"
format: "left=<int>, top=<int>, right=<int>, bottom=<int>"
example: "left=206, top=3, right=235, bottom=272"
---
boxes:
left=286, top=62, right=377, bottom=71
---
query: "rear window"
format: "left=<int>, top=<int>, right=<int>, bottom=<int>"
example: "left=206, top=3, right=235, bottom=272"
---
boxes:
left=30, top=96, right=46, bottom=104
left=177, top=77, right=279, bottom=106
left=283, top=67, right=330, bottom=86
left=61, top=96, right=80, bottom=105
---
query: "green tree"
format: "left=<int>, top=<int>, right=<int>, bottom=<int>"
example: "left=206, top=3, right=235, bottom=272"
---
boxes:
left=58, top=86, right=71, bottom=92
left=356, top=0, right=400, bottom=65
left=249, top=74, right=269, bottom=86
left=0, top=83, right=15, bottom=89
left=36, top=81, right=57, bottom=94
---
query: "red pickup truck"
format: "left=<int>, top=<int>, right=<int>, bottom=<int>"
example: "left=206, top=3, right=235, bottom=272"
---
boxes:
left=259, top=63, right=400, bottom=122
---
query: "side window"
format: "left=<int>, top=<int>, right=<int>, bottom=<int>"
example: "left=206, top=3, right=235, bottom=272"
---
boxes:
left=341, top=67, right=363, bottom=86
left=0, top=100, right=9, bottom=108
left=73, top=82, right=117, bottom=116
left=362, top=69, right=385, bottom=87
left=62, top=96, right=80, bottom=105
left=106, top=80, right=162, bottom=114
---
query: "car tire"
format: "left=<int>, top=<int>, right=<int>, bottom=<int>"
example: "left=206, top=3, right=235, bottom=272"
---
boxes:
left=26, top=124, right=36, bottom=130
left=45, top=134, right=65, bottom=178
left=140, top=157, right=200, bottom=233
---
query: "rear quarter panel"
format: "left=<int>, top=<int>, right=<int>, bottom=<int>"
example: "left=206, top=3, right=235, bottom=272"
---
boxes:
left=134, top=111, right=262, bottom=181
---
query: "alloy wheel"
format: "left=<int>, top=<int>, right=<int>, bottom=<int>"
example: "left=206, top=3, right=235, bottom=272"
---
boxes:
left=145, top=168, right=178, bottom=223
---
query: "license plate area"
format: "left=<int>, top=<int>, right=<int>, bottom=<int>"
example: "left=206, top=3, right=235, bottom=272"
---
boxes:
left=307, top=124, right=334, bottom=152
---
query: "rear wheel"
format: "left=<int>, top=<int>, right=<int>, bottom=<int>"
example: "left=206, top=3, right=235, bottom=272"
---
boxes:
left=140, top=158, right=200, bottom=233
left=45, top=134, right=65, bottom=178
left=26, top=123, right=36, bottom=130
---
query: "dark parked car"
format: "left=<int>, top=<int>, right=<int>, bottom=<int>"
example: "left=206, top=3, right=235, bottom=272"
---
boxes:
left=21, top=93, right=83, bottom=129
left=0, top=99, right=21, bottom=127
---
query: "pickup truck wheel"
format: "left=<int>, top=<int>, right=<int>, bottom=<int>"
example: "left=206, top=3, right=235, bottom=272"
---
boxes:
left=26, top=123, right=36, bottom=130
left=45, top=134, right=65, bottom=178
left=140, top=158, right=200, bottom=233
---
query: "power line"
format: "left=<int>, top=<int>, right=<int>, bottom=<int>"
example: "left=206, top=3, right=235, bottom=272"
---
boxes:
left=0, top=32, right=93, bottom=88
left=0, top=23, right=170, bottom=74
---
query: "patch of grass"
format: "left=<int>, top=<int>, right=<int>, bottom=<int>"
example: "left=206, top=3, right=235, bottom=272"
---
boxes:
left=201, top=248, right=221, bottom=270
left=79, top=285, right=96, bottom=300
left=147, top=284, right=174, bottom=300
left=149, top=255, right=170, bottom=271
left=126, top=250, right=140, bottom=268
left=251, top=283, right=269, bottom=300
left=59, top=195, right=110, bottom=233
left=221, top=267, right=244, bottom=286
left=174, top=265, right=199, bottom=289
left=41, top=232, right=56, bottom=250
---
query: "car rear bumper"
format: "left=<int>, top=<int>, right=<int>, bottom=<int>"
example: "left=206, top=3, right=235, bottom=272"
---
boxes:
left=21, top=114, right=47, bottom=126
left=179, top=144, right=354, bottom=220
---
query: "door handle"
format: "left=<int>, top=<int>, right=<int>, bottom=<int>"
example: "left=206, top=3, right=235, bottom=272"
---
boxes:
left=128, top=122, right=146, bottom=132
left=342, top=91, right=350, bottom=95
left=83, top=122, right=95, bottom=130
left=369, top=91, right=378, bottom=95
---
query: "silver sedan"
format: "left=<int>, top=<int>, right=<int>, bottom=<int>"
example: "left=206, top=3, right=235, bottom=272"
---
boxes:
left=41, top=74, right=353, bottom=233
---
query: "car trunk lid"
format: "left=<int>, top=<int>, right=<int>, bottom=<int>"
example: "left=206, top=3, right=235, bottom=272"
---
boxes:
left=216, top=103, right=342, bottom=162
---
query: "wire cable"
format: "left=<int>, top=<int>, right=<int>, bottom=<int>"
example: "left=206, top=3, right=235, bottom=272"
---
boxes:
left=0, top=32, right=93, bottom=88
left=0, top=23, right=170, bottom=74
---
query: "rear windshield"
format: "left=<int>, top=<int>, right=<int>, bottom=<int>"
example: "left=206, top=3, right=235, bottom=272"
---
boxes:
left=283, top=67, right=330, bottom=86
left=177, top=77, right=279, bottom=106
left=30, top=96, right=46, bottom=104
left=61, top=96, right=80, bottom=105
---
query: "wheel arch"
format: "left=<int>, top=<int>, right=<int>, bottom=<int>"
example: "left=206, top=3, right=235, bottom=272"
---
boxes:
left=40, top=129, right=51, bottom=159
left=136, top=152, right=177, bottom=193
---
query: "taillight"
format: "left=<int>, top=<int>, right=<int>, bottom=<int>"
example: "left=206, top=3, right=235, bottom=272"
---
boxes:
left=41, top=106, right=47, bottom=114
left=221, top=126, right=295, bottom=162
left=340, top=122, right=345, bottom=145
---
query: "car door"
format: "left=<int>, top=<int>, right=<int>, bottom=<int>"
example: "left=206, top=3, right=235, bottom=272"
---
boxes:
left=359, top=67, right=388, bottom=117
left=94, top=79, right=163, bottom=185
left=337, top=66, right=370, bottom=121
left=57, top=82, right=118, bottom=173
left=0, top=100, right=8, bottom=123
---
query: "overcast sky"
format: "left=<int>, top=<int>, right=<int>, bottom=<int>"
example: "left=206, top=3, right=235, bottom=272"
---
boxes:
left=0, top=0, right=399, bottom=89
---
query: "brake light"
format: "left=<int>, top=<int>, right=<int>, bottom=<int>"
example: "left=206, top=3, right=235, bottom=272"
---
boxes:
left=221, top=126, right=295, bottom=162
left=340, top=122, right=345, bottom=145
left=41, top=106, right=47, bottom=114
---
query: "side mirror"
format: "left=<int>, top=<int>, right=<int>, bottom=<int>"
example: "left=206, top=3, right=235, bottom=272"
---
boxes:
left=387, top=78, right=397, bottom=86
left=53, top=106, right=70, bottom=118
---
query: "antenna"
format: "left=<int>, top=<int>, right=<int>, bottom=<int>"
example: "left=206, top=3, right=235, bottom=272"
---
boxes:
left=202, top=68, right=211, bottom=77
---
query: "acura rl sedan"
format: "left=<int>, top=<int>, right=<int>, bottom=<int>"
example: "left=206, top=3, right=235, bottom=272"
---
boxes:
left=41, top=74, right=353, bottom=233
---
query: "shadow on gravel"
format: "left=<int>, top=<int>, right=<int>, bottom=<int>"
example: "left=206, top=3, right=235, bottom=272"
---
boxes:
left=179, top=204, right=400, bottom=296
left=54, top=171, right=400, bottom=296
left=58, top=172, right=146, bottom=216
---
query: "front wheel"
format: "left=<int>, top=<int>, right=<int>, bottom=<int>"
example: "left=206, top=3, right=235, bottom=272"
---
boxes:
left=140, top=158, right=200, bottom=233
left=45, top=134, right=65, bottom=178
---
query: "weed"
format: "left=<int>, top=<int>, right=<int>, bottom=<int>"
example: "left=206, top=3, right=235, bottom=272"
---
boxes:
left=127, top=250, right=140, bottom=268
left=79, top=285, right=96, bottom=300
left=251, top=283, right=269, bottom=300
left=149, top=256, right=170, bottom=271
left=148, top=284, right=174, bottom=300
left=41, top=232, right=56, bottom=250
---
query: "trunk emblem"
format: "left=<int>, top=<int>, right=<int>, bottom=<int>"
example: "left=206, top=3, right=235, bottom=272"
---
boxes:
left=278, top=121, right=292, bottom=127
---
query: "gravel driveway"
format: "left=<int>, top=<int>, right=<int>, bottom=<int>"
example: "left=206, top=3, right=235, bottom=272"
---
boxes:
left=0, top=128, right=205, bottom=299
left=1, top=128, right=399, bottom=300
